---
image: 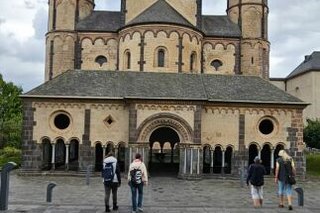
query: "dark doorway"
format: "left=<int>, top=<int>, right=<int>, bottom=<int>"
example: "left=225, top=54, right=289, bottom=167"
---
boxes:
left=261, top=144, right=271, bottom=175
left=248, top=144, right=258, bottom=166
left=225, top=146, right=233, bottom=174
left=42, top=138, right=52, bottom=170
left=149, top=127, right=180, bottom=176
left=203, top=145, right=211, bottom=174
left=213, top=146, right=222, bottom=174
left=95, top=143, right=103, bottom=171
left=69, top=139, right=79, bottom=171
left=117, top=143, right=126, bottom=172
left=55, top=139, right=66, bottom=169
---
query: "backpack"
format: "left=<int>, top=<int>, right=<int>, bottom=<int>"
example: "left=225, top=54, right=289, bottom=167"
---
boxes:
left=102, top=162, right=114, bottom=183
left=130, top=168, right=142, bottom=186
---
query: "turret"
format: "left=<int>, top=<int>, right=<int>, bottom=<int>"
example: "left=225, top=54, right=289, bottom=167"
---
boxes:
left=45, top=0, right=94, bottom=81
left=227, top=0, right=270, bottom=79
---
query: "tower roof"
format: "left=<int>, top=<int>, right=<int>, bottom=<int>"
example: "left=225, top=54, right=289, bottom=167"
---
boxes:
left=23, top=70, right=305, bottom=106
left=127, top=0, right=193, bottom=27
left=287, top=51, right=320, bottom=79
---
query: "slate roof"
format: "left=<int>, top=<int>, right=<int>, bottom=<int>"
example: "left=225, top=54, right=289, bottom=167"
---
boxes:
left=76, top=11, right=121, bottom=32
left=287, top=52, right=320, bottom=79
left=127, top=0, right=193, bottom=27
left=202, top=16, right=241, bottom=37
left=23, top=70, right=305, bottom=105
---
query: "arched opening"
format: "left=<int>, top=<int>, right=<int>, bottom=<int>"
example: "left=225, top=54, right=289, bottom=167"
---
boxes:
left=158, top=49, right=165, bottom=67
left=274, top=144, right=285, bottom=173
left=125, top=51, right=131, bottom=69
left=190, top=52, right=197, bottom=72
left=225, top=146, right=233, bottom=174
left=203, top=145, right=211, bottom=174
left=117, top=143, right=126, bottom=172
left=211, top=59, right=223, bottom=71
left=248, top=144, right=259, bottom=166
left=261, top=144, right=271, bottom=175
left=95, top=143, right=103, bottom=171
left=106, top=143, right=114, bottom=156
left=55, top=139, right=66, bottom=169
left=69, top=139, right=79, bottom=171
left=213, top=146, right=222, bottom=174
left=41, top=138, right=52, bottom=170
left=149, top=127, right=180, bottom=175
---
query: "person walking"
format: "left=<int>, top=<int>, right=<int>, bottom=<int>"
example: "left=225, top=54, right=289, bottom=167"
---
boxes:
left=102, top=151, right=121, bottom=212
left=246, top=156, right=266, bottom=208
left=275, top=149, right=296, bottom=211
left=128, top=153, right=148, bottom=213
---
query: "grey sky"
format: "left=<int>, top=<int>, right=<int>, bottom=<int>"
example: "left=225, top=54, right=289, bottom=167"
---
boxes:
left=0, top=0, right=319, bottom=92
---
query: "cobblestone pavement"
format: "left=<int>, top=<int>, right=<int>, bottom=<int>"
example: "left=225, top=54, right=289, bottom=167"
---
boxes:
left=1, top=172, right=320, bottom=213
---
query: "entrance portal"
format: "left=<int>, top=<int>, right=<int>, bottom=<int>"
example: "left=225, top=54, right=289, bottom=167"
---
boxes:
left=149, top=127, right=180, bottom=176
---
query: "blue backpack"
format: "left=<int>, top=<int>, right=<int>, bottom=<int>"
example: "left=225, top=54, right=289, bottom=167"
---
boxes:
left=102, top=162, right=114, bottom=183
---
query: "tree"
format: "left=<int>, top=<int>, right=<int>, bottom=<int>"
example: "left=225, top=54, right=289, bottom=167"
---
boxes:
left=0, top=73, right=23, bottom=148
left=304, top=119, right=320, bottom=149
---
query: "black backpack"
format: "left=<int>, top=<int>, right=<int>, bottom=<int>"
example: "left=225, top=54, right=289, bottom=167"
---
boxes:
left=130, top=168, right=142, bottom=186
left=102, top=162, right=114, bottom=183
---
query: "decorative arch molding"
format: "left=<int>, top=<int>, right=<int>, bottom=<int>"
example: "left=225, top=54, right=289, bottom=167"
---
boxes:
left=40, top=136, right=51, bottom=143
left=275, top=142, right=287, bottom=149
left=68, top=137, right=81, bottom=144
left=137, top=113, right=193, bottom=143
left=247, top=141, right=261, bottom=150
left=53, top=136, right=66, bottom=143
left=262, top=142, right=274, bottom=149
left=202, top=143, right=212, bottom=150
left=213, top=144, right=224, bottom=151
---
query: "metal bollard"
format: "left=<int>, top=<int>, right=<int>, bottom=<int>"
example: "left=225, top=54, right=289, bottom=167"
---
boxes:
left=0, top=162, right=17, bottom=210
left=46, top=183, right=57, bottom=202
left=295, top=187, right=304, bottom=207
left=86, top=165, right=93, bottom=185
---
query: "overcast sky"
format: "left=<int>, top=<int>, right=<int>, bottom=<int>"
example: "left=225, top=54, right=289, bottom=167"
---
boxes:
left=0, top=0, right=320, bottom=92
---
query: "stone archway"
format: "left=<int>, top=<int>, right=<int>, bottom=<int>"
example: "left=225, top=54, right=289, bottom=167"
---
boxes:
left=261, top=144, right=271, bottom=175
left=136, top=113, right=193, bottom=176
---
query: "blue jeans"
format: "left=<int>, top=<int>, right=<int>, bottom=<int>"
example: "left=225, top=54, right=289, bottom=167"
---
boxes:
left=130, top=183, right=143, bottom=211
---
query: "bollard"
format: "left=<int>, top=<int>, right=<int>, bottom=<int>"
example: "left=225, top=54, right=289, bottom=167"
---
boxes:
left=0, top=162, right=17, bottom=211
left=86, top=165, right=93, bottom=185
left=295, top=187, right=304, bottom=207
left=46, top=183, right=57, bottom=202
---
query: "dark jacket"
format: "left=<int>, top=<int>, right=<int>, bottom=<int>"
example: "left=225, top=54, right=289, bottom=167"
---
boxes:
left=246, top=163, right=266, bottom=186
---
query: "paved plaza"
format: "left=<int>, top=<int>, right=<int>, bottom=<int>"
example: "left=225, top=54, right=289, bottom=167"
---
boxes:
left=1, top=171, right=320, bottom=213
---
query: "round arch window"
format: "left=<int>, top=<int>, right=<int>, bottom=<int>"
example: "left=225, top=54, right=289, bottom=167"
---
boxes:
left=54, top=113, right=70, bottom=130
left=258, top=118, right=274, bottom=135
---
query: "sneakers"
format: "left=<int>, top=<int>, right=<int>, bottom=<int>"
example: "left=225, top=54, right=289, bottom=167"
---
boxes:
left=113, top=205, right=119, bottom=211
left=288, top=205, right=293, bottom=210
left=138, top=207, right=144, bottom=212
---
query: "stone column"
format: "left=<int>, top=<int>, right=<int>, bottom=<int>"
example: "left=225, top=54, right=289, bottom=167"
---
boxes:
left=103, top=145, right=106, bottom=159
left=258, top=149, right=261, bottom=158
left=197, top=148, right=200, bottom=175
left=65, top=144, right=69, bottom=171
left=51, top=143, right=56, bottom=170
left=221, top=150, right=225, bottom=175
left=271, top=148, right=275, bottom=171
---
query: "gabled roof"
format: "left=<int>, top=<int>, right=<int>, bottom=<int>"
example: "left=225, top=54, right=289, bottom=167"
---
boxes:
left=287, top=52, right=320, bottom=79
left=202, top=15, right=241, bottom=37
left=23, top=70, right=305, bottom=106
left=76, top=11, right=121, bottom=32
left=127, top=0, right=193, bottom=27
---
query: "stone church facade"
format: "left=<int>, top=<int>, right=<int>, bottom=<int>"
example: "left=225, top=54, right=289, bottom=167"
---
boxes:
left=21, top=0, right=307, bottom=178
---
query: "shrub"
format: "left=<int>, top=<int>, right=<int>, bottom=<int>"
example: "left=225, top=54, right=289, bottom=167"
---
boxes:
left=306, top=153, right=320, bottom=176
left=0, top=146, right=21, bottom=169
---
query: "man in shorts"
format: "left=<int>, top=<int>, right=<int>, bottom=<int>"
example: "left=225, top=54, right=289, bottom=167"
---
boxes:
left=247, top=156, right=266, bottom=208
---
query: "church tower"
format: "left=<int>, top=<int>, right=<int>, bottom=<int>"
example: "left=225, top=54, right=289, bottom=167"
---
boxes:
left=45, top=0, right=94, bottom=81
left=227, top=0, right=270, bottom=79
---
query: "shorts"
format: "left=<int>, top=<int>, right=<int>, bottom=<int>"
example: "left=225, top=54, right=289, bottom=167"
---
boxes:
left=251, top=185, right=264, bottom=199
left=278, top=181, right=293, bottom=196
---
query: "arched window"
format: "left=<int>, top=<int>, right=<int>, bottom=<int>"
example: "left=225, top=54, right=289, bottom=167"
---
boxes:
left=95, top=55, right=107, bottom=67
left=190, top=52, right=197, bottom=71
left=211, top=59, right=223, bottom=71
left=125, top=51, right=131, bottom=69
left=158, top=49, right=165, bottom=67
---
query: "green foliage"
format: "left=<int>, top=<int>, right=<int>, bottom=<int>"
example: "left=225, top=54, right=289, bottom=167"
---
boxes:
left=0, top=73, right=23, bottom=148
left=0, top=146, right=21, bottom=168
left=306, top=153, right=320, bottom=176
left=303, top=119, right=320, bottom=149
